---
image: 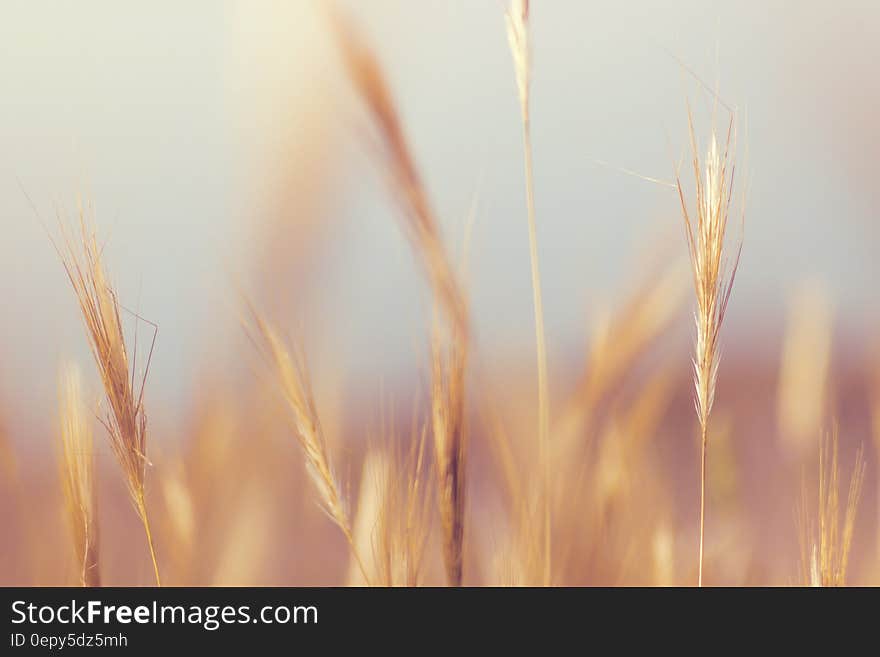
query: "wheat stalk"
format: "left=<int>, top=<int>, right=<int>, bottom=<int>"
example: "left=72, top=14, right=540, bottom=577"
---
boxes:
left=355, top=427, right=434, bottom=586
left=55, top=205, right=161, bottom=586
left=348, top=448, right=391, bottom=586
left=332, top=12, right=470, bottom=586
left=57, top=363, right=100, bottom=587
left=430, top=324, right=468, bottom=585
left=399, top=426, right=434, bottom=586
left=332, top=12, right=467, bottom=337
left=506, top=0, right=551, bottom=586
left=675, top=105, right=743, bottom=586
left=246, top=309, right=370, bottom=584
left=800, top=429, right=866, bottom=586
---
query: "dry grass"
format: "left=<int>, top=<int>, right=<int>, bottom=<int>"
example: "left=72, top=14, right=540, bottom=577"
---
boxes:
left=675, top=107, right=743, bottom=586
left=55, top=205, right=161, bottom=586
left=246, top=308, right=369, bottom=584
left=351, top=428, right=434, bottom=586
left=4, top=5, right=879, bottom=590
left=332, top=13, right=471, bottom=586
left=348, top=449, right=390, bottom=586
left=799, top=430, right=866, bottom=586
left=429, top=327, right=468, bottom=584
left=332, top=10, right=467, bottom=338
left=506, top=0, right=552, bottom=586
left=57, top=363, right=100, bottom=587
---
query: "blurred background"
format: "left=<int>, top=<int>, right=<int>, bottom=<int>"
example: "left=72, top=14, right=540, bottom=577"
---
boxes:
left=1, top=0, right=878, bottom=585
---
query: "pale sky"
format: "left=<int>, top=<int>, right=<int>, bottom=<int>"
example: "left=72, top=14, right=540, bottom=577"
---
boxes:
left=1, top=1, right=878, bottom=438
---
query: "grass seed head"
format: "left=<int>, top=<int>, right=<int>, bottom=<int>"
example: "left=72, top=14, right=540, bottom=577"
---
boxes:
left=58, top=363, right=100, bottom=587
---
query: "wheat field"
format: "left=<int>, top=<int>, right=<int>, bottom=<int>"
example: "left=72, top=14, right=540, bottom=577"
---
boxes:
left=1, top=2, right=878, bottom=587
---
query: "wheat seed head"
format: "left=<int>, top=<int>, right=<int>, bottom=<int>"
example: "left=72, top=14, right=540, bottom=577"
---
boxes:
left=505, top=0, right=531, bottom=113
left=817, top=431, right=865, bottom=586
left=331, top=9, right=471, bottom=586
left=332, top=10, right=468, bottom=339
left=247, top=310, right=352, bottom=537
left=357, top=426, right=433, bottom=587
left=55, top=206, right=151, bottom=514
left=676, top=109, right=743, bottom=431
left=799, top=429, right=866, bottom=586
left=430, top=325, right=468, bottom=585
left=505, top=0, right=532, bottom=116
left=58, top=363, right=100, bottom=587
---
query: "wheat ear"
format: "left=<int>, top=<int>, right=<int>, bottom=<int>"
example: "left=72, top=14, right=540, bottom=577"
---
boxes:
left=332, top=13, right=470, bottom=585
left=55, top=206, right=160, bottom=586
left=800, top=430, right=866, bottom=586
left=817, top=431, right=865, bottom=586
left=247, top=309, right=370, bottom=584
left=58, top=363, right=100, bottom=586
left=675, top=105, right=742, bottom=586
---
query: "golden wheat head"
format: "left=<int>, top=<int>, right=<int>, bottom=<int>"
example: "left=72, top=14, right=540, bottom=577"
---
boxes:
left=54, top=205, right=160, bottom=585
left=331, top=13, right=471, bottom=586
left=430, top=326, right=468, bottom=585
left=246, top=307, right=370, bottom=583
left=814, top=431, right=865, bottom=586
left=505, top=0, right=531, bottom=115
left=674, top=103, right=743, bottom=586
left=331, top=10, right=468, bottom=339
left=676, top=111, right=743, bottom=435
